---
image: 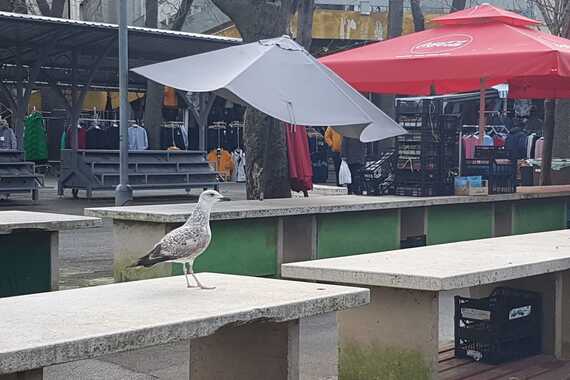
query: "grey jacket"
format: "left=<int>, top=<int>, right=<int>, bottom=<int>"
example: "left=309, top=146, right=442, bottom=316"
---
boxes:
left=0, top=126, right=16, bottom=150
left=341, top=137, right=366, bottom=164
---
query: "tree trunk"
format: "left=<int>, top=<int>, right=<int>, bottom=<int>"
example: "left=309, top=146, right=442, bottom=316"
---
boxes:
left=35, top=0, right=67, bottom=17
left=296, top=0, right=314, bottom=50
left=170, top=0, right=194, bottom=31
left=541, top=99, right=555, bottom=185
left=553, top=99, right=570, bottom=158
left=450, top=0, right=467, bottom=13
left=213, top=0, right=292, bottom=200
left=553, top=10, right=570, bottom=160
left=410, top=0, right=425, bottom=32
left=144, top=81, right=164, bottom=149
left=388, top=0, right=404, bottom=38
left=144, top=0, right=163, bottom=150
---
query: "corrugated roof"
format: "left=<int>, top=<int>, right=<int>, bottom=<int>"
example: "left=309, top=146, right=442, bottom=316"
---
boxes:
left=0, top=11, right=240, bottom=43
left=0, top=11, right=241, bottom=90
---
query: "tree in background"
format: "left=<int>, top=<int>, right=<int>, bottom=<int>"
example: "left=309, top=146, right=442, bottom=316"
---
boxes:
left=410, top=0, right=425, bottom=32
left=531, top=0, right=570, bottom=184
left=211, top=0, right=314, bottom=199
left=35, top=0, right=66, bottom=16
left=450, top=0, right=467, bottom=13
left=144, top=0, right=194, bottom=149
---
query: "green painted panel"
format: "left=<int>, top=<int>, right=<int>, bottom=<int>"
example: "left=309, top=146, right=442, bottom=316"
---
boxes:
left=0, top=231, right=51, bottom=297
left=513, top=199, right=567, bottom=235
left=173, top=218, right=278, bottom=277
left=317, top=211, right=400, bottom=259
left=427, top=204, right=493, bottom=245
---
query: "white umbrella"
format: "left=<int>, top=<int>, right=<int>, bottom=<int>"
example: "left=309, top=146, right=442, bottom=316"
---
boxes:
left=132, top=35, right=406, bottom=142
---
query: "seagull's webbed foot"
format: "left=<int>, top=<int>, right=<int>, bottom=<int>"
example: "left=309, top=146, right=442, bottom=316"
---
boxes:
left=191, top=272, right=216, bottom=290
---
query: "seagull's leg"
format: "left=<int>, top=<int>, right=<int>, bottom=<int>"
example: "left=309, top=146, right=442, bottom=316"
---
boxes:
left=188, top=263, right=215, bottom=290
left=182, top=262, right=196, bottom=288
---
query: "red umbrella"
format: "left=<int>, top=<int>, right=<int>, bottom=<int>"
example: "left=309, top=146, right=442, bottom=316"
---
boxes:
left=320, top=3, right=570, bottom=141
left=320, top=4, right=570, bottom=99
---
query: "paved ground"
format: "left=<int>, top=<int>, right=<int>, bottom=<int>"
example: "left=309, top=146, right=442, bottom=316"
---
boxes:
left=2, top=177, right=461, bottom=379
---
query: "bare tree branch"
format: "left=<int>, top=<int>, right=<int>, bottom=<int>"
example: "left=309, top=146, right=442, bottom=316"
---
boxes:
left=34, top=0, right=50, bottom=15
left=170, top=0, right=194, bottom=31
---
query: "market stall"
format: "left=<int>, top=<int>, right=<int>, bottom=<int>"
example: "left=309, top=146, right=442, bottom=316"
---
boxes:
left=321, top=4, right=570, bottom=196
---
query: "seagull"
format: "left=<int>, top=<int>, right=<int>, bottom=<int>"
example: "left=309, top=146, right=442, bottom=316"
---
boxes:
left=130, top=189, right=225, bottom=289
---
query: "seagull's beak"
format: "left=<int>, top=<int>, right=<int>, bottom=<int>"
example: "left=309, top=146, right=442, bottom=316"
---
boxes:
left=218, top=196, right=230, bottom=202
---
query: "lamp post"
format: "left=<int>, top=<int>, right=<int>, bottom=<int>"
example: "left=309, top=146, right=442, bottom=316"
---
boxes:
left=115, top=0, right=132, bottom=206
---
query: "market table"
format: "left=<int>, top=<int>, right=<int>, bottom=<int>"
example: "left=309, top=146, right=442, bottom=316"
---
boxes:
left=0, top=211, right=102, bottom=297
left=85, top=190, right=570, bottom=282
left=281, top=230, right=570, bottom=379
left=0, top=273, right=369, bottom=380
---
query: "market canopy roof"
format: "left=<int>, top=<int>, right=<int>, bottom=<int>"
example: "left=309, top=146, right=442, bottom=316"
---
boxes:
left=0, top=11, right=240, bottom=91
left=320, top=4, right=570, bottom=98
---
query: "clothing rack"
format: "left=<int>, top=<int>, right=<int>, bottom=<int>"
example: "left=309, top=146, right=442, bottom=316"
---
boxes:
left=162, top=121, right=186, bottom=150
left=458, top=125, right=509, bottom=175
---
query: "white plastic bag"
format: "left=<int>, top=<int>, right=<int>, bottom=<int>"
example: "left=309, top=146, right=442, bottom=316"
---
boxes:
left=339, top=159, right=352, bottom=185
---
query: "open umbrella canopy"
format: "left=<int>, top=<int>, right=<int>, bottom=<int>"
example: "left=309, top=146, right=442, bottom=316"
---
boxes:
left=132, top=35, right=406, bottom=142
left=320, top=4, right=570, bottom=98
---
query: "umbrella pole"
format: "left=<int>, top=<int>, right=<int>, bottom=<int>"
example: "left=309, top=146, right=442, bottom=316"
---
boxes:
left=479, top=78, right=486, bottom=145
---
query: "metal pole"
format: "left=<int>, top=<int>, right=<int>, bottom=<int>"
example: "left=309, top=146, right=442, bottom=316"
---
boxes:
left=478, top=77, right=487, bottom=145
left=115, top=0, right=132, bottom=206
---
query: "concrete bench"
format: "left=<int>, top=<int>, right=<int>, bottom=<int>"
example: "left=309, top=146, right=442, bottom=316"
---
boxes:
left=0, top=273, right=369, bottom=380
left=85, top=191, right=570, bottom=282
left=282, top=230, right=570, bottom=379
left=0, top=211, right=101, bottom=297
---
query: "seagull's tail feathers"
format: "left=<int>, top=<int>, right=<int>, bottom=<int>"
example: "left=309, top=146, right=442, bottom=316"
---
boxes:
left=129, top=244, right=167, bottom=268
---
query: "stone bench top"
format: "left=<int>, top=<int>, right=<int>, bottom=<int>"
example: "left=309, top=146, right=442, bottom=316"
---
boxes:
left=0, top=211, right=102, bottom=232
left=282, top=230, right=570, bottom=292
left=0, top=273, right=369, bottom=375
left=84, top=191, right=570, bottom=223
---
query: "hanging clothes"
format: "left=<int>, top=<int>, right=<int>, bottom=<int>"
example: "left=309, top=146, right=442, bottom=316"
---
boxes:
left=207, top=148, right=234, bottom=177
left=23, top=112, right=48, bottom=161
left=534, top=137, right=544, bottom=160
left=161, top=125, right=186, bottom=150
left=232, top=149, right=246, bottom=182
left=493, top=134, right=506, bottom=147
left=462, top=135, right=479, bottom=159
left=285, top=123, right=313, bottom=193
left=482, top=134, right=493, bottom=146
left=526, top=133, right=539, bottom=159
left=505, top=127, right=528, bottom=160
left=128, top=125, right=149, bottom=151
left=105, top=124, right=120, bottom=150
left=64, top=126, right=87, bottom=149
left=0, top=118, right=17, bottom=150
left=86, top=126, right=107, bottom=149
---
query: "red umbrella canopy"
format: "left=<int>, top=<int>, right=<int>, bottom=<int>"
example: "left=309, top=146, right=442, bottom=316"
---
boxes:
left=320, top=4, right=570, bottom=98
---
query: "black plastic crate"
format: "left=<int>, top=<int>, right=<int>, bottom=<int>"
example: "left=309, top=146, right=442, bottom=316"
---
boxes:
left=464, top=159, right=516, bottom=194
left=400, top=235, right=427, bottom=248
left=394, top=181, right=453, bottom=197
left=455, top=287, right=542, bottom=364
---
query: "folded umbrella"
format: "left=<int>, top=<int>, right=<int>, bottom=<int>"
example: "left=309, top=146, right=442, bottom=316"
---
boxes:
left=132, top=35, right=405, bottom=142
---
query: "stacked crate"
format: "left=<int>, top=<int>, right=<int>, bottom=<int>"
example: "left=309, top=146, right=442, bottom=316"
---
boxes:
left=394, top=99, right=460, bottom=197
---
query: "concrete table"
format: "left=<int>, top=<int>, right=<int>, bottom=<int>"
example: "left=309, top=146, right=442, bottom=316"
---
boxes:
left=282, top=230, right=570, bottom=379
left=0, top=211, right=102, bottom=297
left=85, top=191, right=570, bottom=282
left=0, top=273, right=369, bottom=380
